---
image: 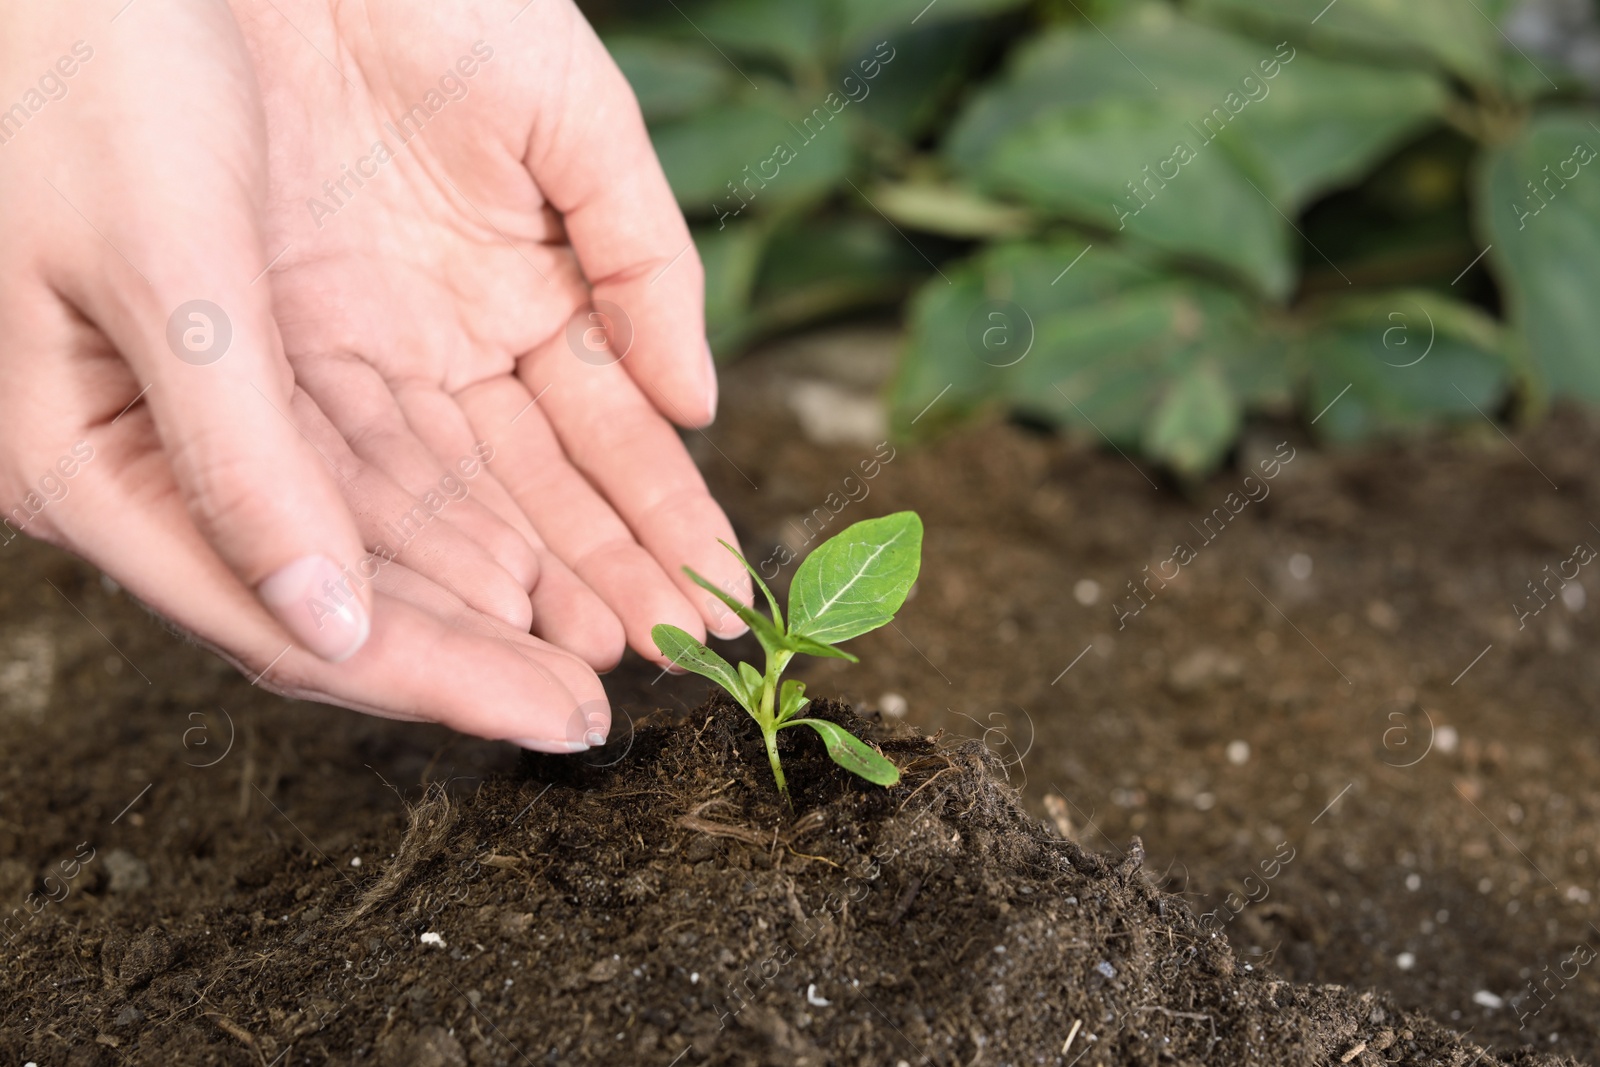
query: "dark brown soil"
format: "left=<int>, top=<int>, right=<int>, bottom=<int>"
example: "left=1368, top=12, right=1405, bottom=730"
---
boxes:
left=3, top=326, right=1600, bottom=1064
left=0, top=689, right=1569, bottom=1066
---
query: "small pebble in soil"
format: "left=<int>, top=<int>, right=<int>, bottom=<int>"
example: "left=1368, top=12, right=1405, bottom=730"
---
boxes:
left=1396, top=952, right=1416, bottom=971
left=1435, top=725, right=1459, bottom=753
left=1405, top=874, right=1421, bottom=891
left=351, top=856, right=362, bottom=867
left=104, top=848, right=151, bottom=893
left=1095, top=961, right=1116, bottom=979
left=1472, top=990, right=1504, bottom=1010
left=1073, top=579, right=1100, bottom=606
left=1288, top=553, right=1313, bottom=580
left=879, top=692, right=908, bottom=718
left=1226, top=740, right=1250, bottom=765
left=420, top=932, right=446, bottom=948
left=1563, top=582, right=1586, bottom=612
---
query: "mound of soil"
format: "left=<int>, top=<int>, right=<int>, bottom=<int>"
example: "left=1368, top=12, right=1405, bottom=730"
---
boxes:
left=4, top=694, right=1571, bottom=1066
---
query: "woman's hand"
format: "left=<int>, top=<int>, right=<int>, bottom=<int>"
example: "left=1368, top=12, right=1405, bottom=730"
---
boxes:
left=230, top=0, right=754, bottom=667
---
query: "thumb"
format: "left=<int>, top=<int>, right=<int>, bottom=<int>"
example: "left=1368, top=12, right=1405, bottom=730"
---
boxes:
left=46, top=2, right=372, bottom=662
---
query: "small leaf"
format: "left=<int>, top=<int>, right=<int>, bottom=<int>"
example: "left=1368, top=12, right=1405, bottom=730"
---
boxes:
left=1477, top=111, right=1600, bottom=401
left=684, top=566, right=787, bottom=659
left=777, top=679, right=810, bottom=723
left=720, top=539, right=784, bottom=630
left=738, top=661, right=764, bottom=704
left=787, top=633, right=860, bottom=663
left=788, top=513, right=923, bottom=645
left=785, top=719, right=900, bottom=787
left=651, top=625, right=754, bottom=713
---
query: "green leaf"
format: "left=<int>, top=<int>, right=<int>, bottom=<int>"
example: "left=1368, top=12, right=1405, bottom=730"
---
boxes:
left=784, top=718, right=900, bottom=787
left=738, top=661, right=764, bottom=703
left=944, top=10, right=1447, bottom=296
left=696, top=221, right=771, bottom=356
left=787, top=512, right=924, bottom=645
left=1192, top=0, right=1525, bottom=89
left=689, top=0, right=830, bottom=77
left=777, top=679, right=810, bottom=723
left=787, top=633, right=859, bottom=663
left=605, top=36, right=732, bottom=122
left=1141, top=360, right=1242, bottom=478
left=720, top=539, right=783, bottom=629
left=890, top=238, right=1283, bottom=476
left=684, top=566, right=787, bottom=659
left=1477, top=110, right=1600, bottom=401
left=652, top=98, right=856, bottom=217
left=651, top=625, right=754, bottom=713
left=839, top=0, right=1028, bottom=57
left=869, top=180, right=1033, bottom=239
left=1303, top=290, right=1514, bottom=442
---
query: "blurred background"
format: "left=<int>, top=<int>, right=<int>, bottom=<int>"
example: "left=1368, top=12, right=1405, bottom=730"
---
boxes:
left=586, top=0, right=1600, bottom=477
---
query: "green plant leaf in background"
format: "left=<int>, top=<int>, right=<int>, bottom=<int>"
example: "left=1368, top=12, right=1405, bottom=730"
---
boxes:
left=892, top=239, right=1286, bottom=475
left=1191, top=0, right=1524, bottom=89
left=945, top=6, right=1448, bottom=297
left=604, top=36, right=733, bottom=121
left=1304, top=290, right=1515, bottom=442
left=788, top=512, right=924, bottom=644
left=1478, top=110, right=1600, bottom=401
left=652, top=99, right=857, bottom=217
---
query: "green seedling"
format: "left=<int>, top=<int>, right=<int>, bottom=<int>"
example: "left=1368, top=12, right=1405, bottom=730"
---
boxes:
left=652, top=511, right=923, bottom=803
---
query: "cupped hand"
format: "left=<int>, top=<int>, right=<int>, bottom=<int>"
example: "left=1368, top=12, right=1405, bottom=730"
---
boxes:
left=0, top=0, right=614, bottom=750
left=227, top=0, right=755, bottom=666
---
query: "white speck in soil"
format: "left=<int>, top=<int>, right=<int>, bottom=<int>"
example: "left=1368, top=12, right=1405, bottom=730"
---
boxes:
left=1405, top=873, right=1421, bottom=891
left=1435, top=725, right=1459, bottom=754
left=1472, top=990, right=1504, bottom=1010
left=1563, top=581, right=1586, bottom=612
left=1288, top=553, right=1313, bottom=581
left=1194, top=792, right=1216, bottom=812
left=350, top=856, right=361, bottom=867
left=1073, top=579, right=1100, bottom=606
left=1397, top=952, right=1416, bottom=971
left=420, top=932, right=446, bottom=948
left=1095, top=961, right=1116, bottom=979
left=879, top=692, right=908, bottom=718
left=1226, top=740, right=1250, bottom=765
left=807, top=983, right=831, bottom=1007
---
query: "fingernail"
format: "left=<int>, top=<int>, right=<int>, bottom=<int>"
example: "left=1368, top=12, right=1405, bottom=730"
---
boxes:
left=709, top=622, right=749, bottom=640
left=703, top=342, right=719, bottom=423
left=584, top=729, right=608, bottom=747
left=258, top=555, right=370, bottom=663
left=509, top=738, right=589, bottom=754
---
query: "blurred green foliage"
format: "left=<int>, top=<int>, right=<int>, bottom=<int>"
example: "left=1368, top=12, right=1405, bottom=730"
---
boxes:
left=586, top=0, right=1600, bottom=476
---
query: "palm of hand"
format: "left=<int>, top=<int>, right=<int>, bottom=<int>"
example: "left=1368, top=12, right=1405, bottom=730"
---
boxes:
left=233, top=0, right=751, bottom=663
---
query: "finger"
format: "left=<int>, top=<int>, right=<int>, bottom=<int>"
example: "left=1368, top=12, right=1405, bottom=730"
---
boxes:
left=387, top=380, right=543, bottom=546
left=42, top=6, right=370, bottom=662
left=521, top=7, right=715, bottom=426
left=289, top=388, right=535, bottom=632
left=293, top=354, right=542, bottom=591
left=517, top=340, right=753, bottom=636
left=59, top=436, right=608, bottom=749
left=456, top=374, right=716, bottom=662
left=373, top=377, right=626, bottom=670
